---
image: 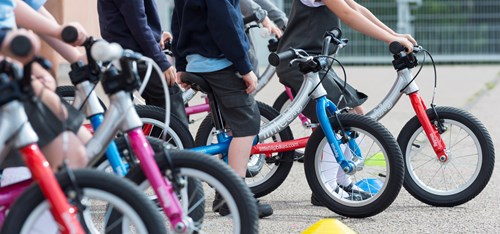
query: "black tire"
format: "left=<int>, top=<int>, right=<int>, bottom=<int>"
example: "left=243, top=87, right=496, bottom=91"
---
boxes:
left=126, top=137, right=259, bottom=234
left=2, top=169, right=166, bottom=233
left=195, top=101, right=295, bottom=198
left=56, top=85, right=107, bottom=111
left=304, top=114, right=404, bottom=218
left=397, top=106, right=495, bottom=207
left=272, top=90, right=289, bottom=112
left=135, top=104, right=195, bottom=149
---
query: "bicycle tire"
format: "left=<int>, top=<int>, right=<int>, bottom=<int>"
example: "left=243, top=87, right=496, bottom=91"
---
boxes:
left=56, top=85, right=107, bottom=111
left=135, top=104, right=195, bottom=149
left=1, top=169, right=166, bottom=233
left=271, top=90, right=289, bottom=112
left=304, top=114, right=404, bottom=218
left=126, top=137, right=259, bottom=234
left=397, top=106, right=495, bottom=207
left=195, top=101, right=295, bottom=198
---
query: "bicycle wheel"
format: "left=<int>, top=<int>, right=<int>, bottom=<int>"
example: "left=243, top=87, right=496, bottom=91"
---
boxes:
left=397, top=106, right=495, bottom=207
left=135, top=104, right=195, bottom=149
left=195, top=101, right=295, bottom=198
left=272, top=90, right=314, bottom=161
left=56, top=85, right=107, bottom=110
left=304, top=114, right=404, bottom=218
left=125, top=137, right=259, bottom=234
left=2, top=169, right=166, bottom=233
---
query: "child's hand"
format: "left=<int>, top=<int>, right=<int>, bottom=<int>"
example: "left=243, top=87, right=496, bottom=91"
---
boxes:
left=1, top=29, right=40, bottom=64
left=163, top=66, right=177, bottom=86
left=177, top=71, right=190, bottom=89
left=262, top=17, right=282, bottom=38
left=60, top=22, right=88, bottom=46
left=390, top=36, right=415, bottom=53
left=242, top=71, right=258, bottom=94
left=160, top=31, right=172, bottom=49
left=394, top=33, right=417, bottom=46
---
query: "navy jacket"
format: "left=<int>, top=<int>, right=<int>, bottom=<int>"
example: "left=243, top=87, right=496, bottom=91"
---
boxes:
left=97, top=0, right=171, bottom=71
left=171, top=0, right=253, bottom=75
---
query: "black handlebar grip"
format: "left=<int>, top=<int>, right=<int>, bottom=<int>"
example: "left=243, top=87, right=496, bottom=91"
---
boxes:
left=268, top=49, right=296, bottom=66
left=61, top=26, right=78, bottom=43
left=331, top=27, right=342, bottom=39
left=243, top=13, right=258, bottom=25
left=10, top=35, right=32, bottom=57
left=389, top=41, right=406, bottom=54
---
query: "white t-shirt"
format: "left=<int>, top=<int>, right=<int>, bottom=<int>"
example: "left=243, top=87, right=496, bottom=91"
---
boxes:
left=300, top=0, right=325, bottom=7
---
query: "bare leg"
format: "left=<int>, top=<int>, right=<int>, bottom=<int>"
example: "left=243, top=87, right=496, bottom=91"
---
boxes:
left=227, top=135, right=255, bottom=178
left=42, top=131, right=88, bottom=171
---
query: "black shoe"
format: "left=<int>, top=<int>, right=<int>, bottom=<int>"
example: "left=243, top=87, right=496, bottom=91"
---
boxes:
left=219, top=200, right=273, bottom=218
left=255, top=200, right=273, bottom=218
left=294, top=151, right=305, bottom=163
left=212, top=192, right=223, bottom=213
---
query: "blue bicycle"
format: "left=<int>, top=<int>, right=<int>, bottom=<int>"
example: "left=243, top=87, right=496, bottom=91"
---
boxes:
left=185, top=29, right=405, bottom=218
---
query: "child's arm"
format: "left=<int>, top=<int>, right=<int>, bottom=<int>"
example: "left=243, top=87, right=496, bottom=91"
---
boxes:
left=206, top=0, right=253, bottom=75
left=0, top=29, right=41, bottom=64
left=253, top=0, right=288, bottom=29
left=240, top=0, right=283, bottom=37
left=36, top=6, right=86, bottom=64
left=323, top=0, right=415, bottom=51
left=14, top=0, right=87, bottom=46
left=344, top=0, right=416, bottom=45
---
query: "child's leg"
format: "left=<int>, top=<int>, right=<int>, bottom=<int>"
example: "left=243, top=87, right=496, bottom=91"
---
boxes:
left=228, top=135, right=255, bottom=178
left=31, top=78, right=89, bottom=171
left=41, top=131, right=88, bottom=171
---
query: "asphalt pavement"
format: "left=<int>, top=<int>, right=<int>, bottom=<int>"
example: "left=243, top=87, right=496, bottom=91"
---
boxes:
left=58, top=64, right=500, bottom=233
left=250, top=64, right=500, bottom=234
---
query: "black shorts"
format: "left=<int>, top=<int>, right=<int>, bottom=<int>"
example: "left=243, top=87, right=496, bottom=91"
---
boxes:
left=194, top=66, right=260, bottom=137
left=277, top=62, right=368, bottom=122
left=1, top=97, right=85, bottom=169
left=25, top=97, right=85, bottom=148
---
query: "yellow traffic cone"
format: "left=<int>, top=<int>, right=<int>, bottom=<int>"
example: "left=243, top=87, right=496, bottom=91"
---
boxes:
left=302, top=219, right=356, bottom=234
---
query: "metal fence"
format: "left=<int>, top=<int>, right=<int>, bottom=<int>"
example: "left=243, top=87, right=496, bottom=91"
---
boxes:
left=157, top=0, right=500, bottom=64
left=280, top=0, right=500, bottom=64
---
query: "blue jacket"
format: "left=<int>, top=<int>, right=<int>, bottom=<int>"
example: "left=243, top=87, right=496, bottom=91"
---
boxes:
left=97, top=0, right=171, bottom=71
left=171, top=0, right=253, bottom=75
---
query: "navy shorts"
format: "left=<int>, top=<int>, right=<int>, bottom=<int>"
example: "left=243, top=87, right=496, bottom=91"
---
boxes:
left=194, top=66, right=260, bottom=137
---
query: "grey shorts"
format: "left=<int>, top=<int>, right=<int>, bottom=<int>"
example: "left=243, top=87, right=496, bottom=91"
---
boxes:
left=277, top=62, right=368, bottom=122
left=194, top=66, right=260, bottom=137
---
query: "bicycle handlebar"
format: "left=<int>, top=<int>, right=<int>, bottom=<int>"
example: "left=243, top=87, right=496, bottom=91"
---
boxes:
left=61, top=25, right=79, bottom=44
left=268, top=28, right=343, bottom=66
left=9, top=35, right=32, bottom=57
left=268, top=48, right=295, bottom=66
left=389, top=41, right=422, bottom=55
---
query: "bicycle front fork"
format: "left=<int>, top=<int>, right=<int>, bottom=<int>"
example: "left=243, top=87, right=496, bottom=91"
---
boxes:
left=316, top=97, right=362, bottom=174
left=409, top=93, right=449, bottom=162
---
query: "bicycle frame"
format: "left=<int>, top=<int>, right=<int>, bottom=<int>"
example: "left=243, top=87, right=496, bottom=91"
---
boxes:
left=0, top=100, right=84, bottom=234
left=365, top=63, right=448, bottom=161
left=71, top=67, right=193, bottom=232
left=190, top=68, right=362, bottom=173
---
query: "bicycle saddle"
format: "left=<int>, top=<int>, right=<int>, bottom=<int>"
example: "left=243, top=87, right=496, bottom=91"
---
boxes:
left=181, top=72, right=212, bottom=93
